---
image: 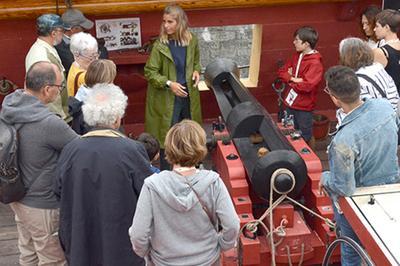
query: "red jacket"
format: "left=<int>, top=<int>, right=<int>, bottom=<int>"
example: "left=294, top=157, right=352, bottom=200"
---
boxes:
left=277, top=51, right=323, bottom=111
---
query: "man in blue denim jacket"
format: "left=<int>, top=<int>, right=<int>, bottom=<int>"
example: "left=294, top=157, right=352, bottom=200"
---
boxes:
left=320, top=65, right=399, bottom=266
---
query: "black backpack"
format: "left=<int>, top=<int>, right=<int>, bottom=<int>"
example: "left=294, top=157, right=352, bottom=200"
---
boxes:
left=0, top=117, right=26, bottom=204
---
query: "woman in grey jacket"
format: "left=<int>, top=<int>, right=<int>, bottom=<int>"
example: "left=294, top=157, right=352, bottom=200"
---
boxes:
left=129, top=120, right=240, bottom=266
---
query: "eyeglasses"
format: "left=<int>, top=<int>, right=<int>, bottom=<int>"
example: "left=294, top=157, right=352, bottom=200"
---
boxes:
left=79, top=52, right=100, bottom=60
left=48, top=84, right=64, bottom=93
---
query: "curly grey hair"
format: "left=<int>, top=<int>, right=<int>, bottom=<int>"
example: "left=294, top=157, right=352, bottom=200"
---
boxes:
left=82, top=83, right=128, bottom=127
left=70, top=32, right=98, bottom=57
left=339, top=37, right=373, bottom=71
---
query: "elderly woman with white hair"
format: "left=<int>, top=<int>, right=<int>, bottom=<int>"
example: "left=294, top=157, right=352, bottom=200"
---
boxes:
left=55, top=83, right=152, bottom=266
left=66, top=31, right=98, bottom=96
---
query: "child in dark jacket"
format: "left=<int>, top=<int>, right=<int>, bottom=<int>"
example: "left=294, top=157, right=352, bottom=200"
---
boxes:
left=277, top=26, right=324, bottom=143
left=138, top=133, right=161, bottom=174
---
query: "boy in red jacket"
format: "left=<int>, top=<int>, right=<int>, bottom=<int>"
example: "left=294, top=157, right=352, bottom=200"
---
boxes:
left=278, top=26, right=323, bottom=144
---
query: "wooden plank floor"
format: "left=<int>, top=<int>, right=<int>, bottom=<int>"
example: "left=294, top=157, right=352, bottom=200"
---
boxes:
left=0, top=203, right=19, bottom=265
left=0, top=136, right=332, bottom=264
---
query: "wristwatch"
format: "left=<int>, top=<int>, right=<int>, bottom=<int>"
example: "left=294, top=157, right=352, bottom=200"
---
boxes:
left=166, top=80, right=172, bottom=87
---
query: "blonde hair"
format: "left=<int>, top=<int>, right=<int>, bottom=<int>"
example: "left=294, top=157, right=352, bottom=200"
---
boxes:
left=85, top=59, right=117, bottom=87
left=165, top=120, right=207, bottom=167
left=159, top=4, right=192, bottom=46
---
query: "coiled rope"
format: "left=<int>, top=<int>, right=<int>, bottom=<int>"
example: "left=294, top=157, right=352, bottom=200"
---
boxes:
left=238, top=168, right=335, bottom=266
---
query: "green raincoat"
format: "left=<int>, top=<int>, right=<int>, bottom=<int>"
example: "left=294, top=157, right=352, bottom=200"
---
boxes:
left=144, top=34, right=202, bottom=148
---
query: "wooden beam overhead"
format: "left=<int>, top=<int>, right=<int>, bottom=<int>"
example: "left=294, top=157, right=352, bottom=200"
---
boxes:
left=0, top=0, right=351, bottom=20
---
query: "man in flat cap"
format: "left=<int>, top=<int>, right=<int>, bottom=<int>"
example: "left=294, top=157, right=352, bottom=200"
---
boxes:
left=25, top=14, right=70, bottom=122
left=55, top=8, right=95, bottom=75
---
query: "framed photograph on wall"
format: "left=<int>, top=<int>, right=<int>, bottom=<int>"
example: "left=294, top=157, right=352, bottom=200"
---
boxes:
left=95, top=18, right=141, bottom=51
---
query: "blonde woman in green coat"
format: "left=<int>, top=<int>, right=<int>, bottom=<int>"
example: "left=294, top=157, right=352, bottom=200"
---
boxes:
left=144, top=4, right=202, bottom=170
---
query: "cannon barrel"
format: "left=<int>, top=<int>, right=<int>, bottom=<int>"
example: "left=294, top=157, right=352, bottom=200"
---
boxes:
left=205, top=58, right=307, bottom=200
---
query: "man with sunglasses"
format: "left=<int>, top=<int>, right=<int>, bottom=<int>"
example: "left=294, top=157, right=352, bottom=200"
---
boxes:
left=319, top=65, right=399, bottom=266
left=0, top=61, right=78, bottom=265
left=25, top=14, right=70, bottom=122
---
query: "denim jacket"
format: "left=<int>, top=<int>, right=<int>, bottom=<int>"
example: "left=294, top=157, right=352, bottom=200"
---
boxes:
left=321, top=99, right=399, bottom=202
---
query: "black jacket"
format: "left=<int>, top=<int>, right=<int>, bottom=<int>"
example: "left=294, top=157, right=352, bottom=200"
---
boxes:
left=55, top=40, right=74, bottom=76
left=55, top=131, right=152, bottom=266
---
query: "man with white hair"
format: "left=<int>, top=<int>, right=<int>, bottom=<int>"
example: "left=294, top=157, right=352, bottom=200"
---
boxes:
left=66, top=32, right=98, bottom=96
left=55, top=83, right=152, bottom=266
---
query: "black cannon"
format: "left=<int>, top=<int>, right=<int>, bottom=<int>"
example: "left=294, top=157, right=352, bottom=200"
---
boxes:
left=204, top=58, right=307, bottom=200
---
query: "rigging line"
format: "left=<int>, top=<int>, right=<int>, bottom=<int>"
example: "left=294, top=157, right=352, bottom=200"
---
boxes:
left=286, top=196, right=336, bottom=229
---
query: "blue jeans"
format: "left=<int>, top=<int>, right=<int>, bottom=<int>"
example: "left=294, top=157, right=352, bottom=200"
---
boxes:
left=171, top=94, right=191, bottom=126
left=333, top=204, right=363, bottom=266
left=286, top=107, right=313, bottom=142
left=160, top=92, right=192, bottom=171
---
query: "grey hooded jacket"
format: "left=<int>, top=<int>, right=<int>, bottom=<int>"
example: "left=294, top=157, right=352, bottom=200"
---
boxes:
left=129, top=169, right=240, bottom=266
left=0, top=89, right=78, bottom=208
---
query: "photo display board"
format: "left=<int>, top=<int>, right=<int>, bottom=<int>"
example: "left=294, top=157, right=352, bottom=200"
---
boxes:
left=95, top=18, right=141, bottom=51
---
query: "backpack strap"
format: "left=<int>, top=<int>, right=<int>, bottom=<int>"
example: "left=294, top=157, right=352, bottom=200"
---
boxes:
left=73, top=71, right=85, bottom=96
left=356, top=73, right=387, bottom=98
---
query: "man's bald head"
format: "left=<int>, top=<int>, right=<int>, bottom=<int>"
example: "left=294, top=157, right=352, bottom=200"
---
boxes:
left=25, top=61, right=59, bottom=92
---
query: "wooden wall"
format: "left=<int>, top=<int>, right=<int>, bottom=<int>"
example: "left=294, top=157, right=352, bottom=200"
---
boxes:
left=0, top=0, right=381, bottom=123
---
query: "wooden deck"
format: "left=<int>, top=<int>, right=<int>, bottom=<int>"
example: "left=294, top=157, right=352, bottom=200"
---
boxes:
left=0, top=203, right=19, bottom=265
left=0, top=136, right=331, bottom=264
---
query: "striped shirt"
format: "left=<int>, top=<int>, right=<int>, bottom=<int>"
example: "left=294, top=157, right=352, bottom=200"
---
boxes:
left=336, top=63, right=398, bottom=126
left=357, top=63, right=398, bottom=109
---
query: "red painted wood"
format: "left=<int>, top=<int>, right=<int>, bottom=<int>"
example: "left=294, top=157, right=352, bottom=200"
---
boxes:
left=213, top=123, right=339, bottom=264
left=0, top=0, right=380, bottom=122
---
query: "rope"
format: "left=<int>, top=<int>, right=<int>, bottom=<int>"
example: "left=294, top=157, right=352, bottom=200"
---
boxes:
left=298, top=243, right=305, bottom=266
left=269, top=178, right=276, bottom=265
left=239, top=170, right=294, bottom=265
left=286, top=196, right=336, bottom=229
left=237, top=168, right=336, bottom=265
left=285, top=242, right=305, bottom=266
left=286, top=245, right=293, bottom=266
